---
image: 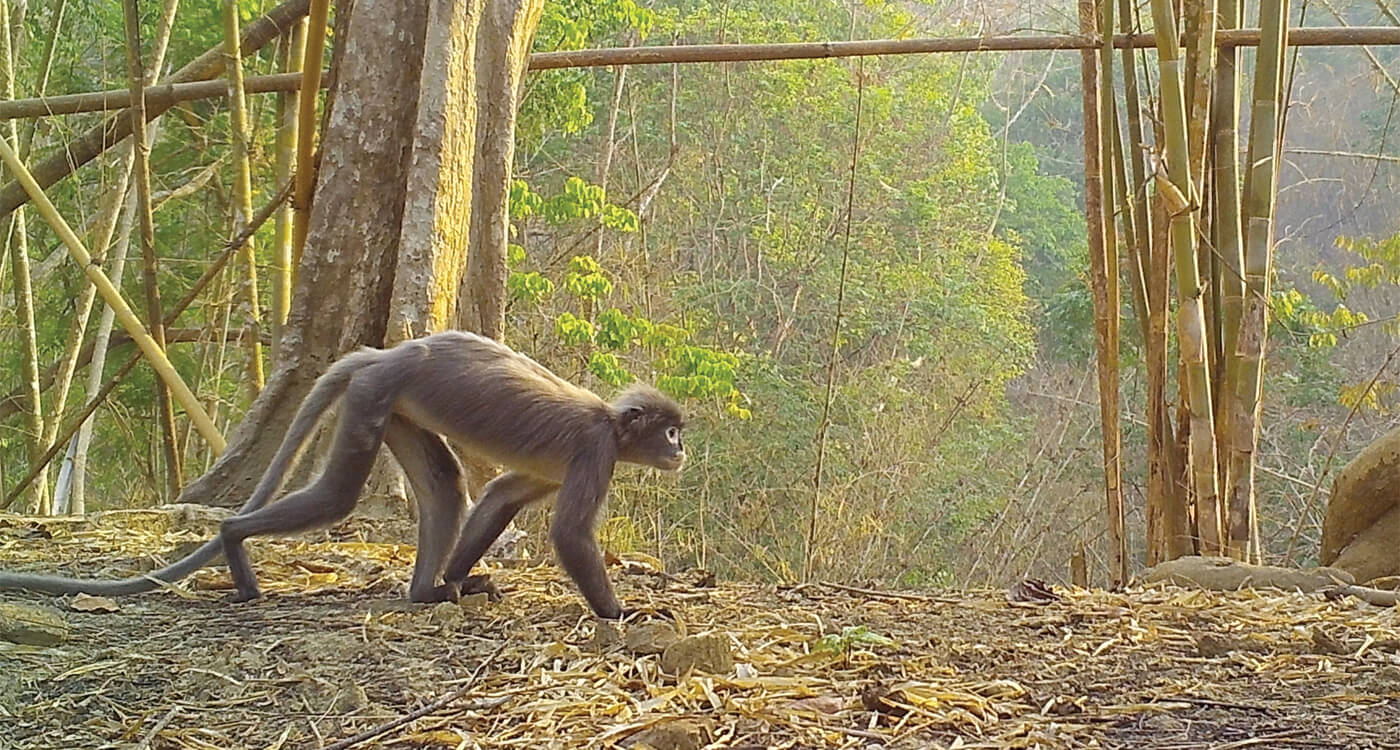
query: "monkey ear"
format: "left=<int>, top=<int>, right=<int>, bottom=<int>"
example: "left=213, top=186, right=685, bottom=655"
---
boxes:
left=618, top=404, right=646, bottom=429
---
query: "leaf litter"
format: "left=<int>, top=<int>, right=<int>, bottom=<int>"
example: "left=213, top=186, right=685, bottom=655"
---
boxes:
left=2, top=508, right=1399, bottom=749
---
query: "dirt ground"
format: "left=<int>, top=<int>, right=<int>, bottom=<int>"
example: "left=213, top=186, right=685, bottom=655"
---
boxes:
left=2, top=509, right=1399, bottom=749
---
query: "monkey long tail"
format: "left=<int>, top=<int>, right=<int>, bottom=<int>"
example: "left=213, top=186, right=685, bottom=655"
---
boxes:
left=0, top=350, right=380, bottom=597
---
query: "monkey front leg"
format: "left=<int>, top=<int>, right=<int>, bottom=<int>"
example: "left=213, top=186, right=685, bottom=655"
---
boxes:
left=548, top=460, right=623, bottom=620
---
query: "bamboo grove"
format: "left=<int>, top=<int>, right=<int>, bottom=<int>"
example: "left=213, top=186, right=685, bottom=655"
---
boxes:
left=1077, top=0, right=1300, bottom=583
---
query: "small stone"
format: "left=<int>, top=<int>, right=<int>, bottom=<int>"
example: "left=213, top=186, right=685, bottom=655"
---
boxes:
left=331, top=683, right=370, bottom=713
left=625, top=621, right=680, bottom=655
left=589, top=619, right=624, bottom=652
left=457, top=592, right=491, bottom=612
left=660, top=633, right=733, bottom=675
left=428, top=601, right=464, bottom=629
left=0, top=602, right=69, bottom=646
left=621, top=718, right=709, bottom=750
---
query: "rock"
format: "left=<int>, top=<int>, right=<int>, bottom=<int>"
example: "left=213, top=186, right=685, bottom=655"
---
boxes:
left=1142, top=555, right=1352, bottom=593
left=428, top=601, right=464, bottom=630
left=331, top=683, right=370, bottom=713
left=625, top=621, right=680, bottom=655
left=1194, top=632, right=1265, bottom=658
left=458, top=592, right=491, bottom=612
left=1322, top=425, right=1400, bottom=578
left=0, top=602, right=69, bottom=646
left=660, top=633, right=732, bottom=675
left=621, top=718, right=710, bottom=750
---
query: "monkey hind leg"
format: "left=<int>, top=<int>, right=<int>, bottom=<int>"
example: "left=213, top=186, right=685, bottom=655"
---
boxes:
left=385, top=416, right=468, bottom=603
left=443, top=472, right=555, bottom=589
left=220, top=376, right=398, bottom=601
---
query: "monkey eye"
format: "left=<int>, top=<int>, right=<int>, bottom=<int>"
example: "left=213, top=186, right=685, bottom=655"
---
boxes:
left=665, top=426, right=681, bottom=444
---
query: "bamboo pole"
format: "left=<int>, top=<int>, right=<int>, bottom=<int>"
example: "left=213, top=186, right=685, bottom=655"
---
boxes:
left=1085, top=0, right=1127, bottom=586
left=0, top=135, right=226, bottom=454
left=1214, top=0, right=1248, bottom=559
left=223, top=0, right=266, bottom=394
left=289, top=0, right=330, bottom=275
left=270, top=24, right=306, bottom=362
left=1, top=0, right=48, bottom=514
left=1151, top=0, right=1224, bottom=553
left=526, top=28, right=1400, bottom=70
left=0, top=71, right=327, bottom=120
left=1229, top=0, right=1290, bottom=562
left=123, top=0, right=184, bottom=498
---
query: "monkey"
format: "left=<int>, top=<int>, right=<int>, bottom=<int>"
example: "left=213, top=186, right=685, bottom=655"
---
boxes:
left=0, top=331, right=686, bottom=620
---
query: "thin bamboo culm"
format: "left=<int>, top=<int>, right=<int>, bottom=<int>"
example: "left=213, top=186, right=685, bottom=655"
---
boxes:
left=223, top=0, right=266, bottom=394
left=1084, top=0, right=1126, bottom=585
left=1229, top=0, right=1291, bottom=561
left=1213, top=0, right=1250, bottom=559
left=125, top=0, right=184, bottom=497
left=1151, top=0, right=1223, bottom=552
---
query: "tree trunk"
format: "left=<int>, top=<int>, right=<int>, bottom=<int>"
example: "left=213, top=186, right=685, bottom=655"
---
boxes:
left=178, top=0, right=429, bottom=509
left=180, top=0, right=542, bottom=510
left=459, top=0, right=544, bottom=342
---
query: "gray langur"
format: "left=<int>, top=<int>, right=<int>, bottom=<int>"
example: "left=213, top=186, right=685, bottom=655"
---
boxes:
left=0, top=331, right=687, bottom=619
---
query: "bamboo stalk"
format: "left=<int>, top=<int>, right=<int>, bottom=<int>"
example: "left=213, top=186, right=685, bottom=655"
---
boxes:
left=1085, top=0, right=1126, bottom=585
left=0, top=134, right=226, bottom=454
left=290, top=0, right=330, bottom=275
left=1229, top=0, right=1290, bottom=561
left=124, top=0, right=183, bottom=498
left=270, top=23, right=306, bottom=362
left=1, top=0, right=48, bottom=514
left=1213, top=0, right=1248, bottom=558
left=223, top=0, right=266, bottom=394
left=1151, top=0, right=1223, bottom=553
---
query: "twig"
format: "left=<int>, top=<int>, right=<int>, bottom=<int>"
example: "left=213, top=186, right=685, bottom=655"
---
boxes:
left=135, top=706, right=180, bottom=750
left=814, top=581, right=965, bottom=604
left=318, top=641, right=508, bottom=750
left=1324, top=583, right=1400, bottom=607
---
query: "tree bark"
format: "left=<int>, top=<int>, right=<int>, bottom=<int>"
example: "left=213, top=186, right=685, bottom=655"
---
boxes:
left=459, top=0, right=544, bottom=341
left=178, top=0, right=429, bottom=509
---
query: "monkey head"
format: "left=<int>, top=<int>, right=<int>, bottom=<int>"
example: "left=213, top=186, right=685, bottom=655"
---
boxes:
left=611, top=384, right=687, bottom=471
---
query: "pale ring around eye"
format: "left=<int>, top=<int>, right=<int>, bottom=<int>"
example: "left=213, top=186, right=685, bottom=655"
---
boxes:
left=665, top=426, right=680, bottom=443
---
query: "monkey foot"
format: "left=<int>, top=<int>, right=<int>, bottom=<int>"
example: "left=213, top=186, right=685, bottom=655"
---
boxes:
left=457, top=574, right=502, bottom=601
left=409, top=582, right=462, bottom=604
left=228, top=587, right=263, bottom=603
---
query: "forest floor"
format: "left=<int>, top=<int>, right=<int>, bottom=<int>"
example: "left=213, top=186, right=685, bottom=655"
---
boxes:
left=2, top=507, right=1399, bottom=750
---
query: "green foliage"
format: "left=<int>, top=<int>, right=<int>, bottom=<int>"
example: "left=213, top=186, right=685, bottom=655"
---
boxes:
left=554, top=312, right=597, bottom=345
left=564, top=255, right=615, bottom=299
left=507, top=271, right=556, bottom=305
left=813, top=626, right=896, bottom=659
left=588, top=351, right=633, bottom=386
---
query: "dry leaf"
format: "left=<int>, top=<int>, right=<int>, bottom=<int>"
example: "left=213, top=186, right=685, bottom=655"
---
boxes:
left=69, top=593, right=119, bottom=613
